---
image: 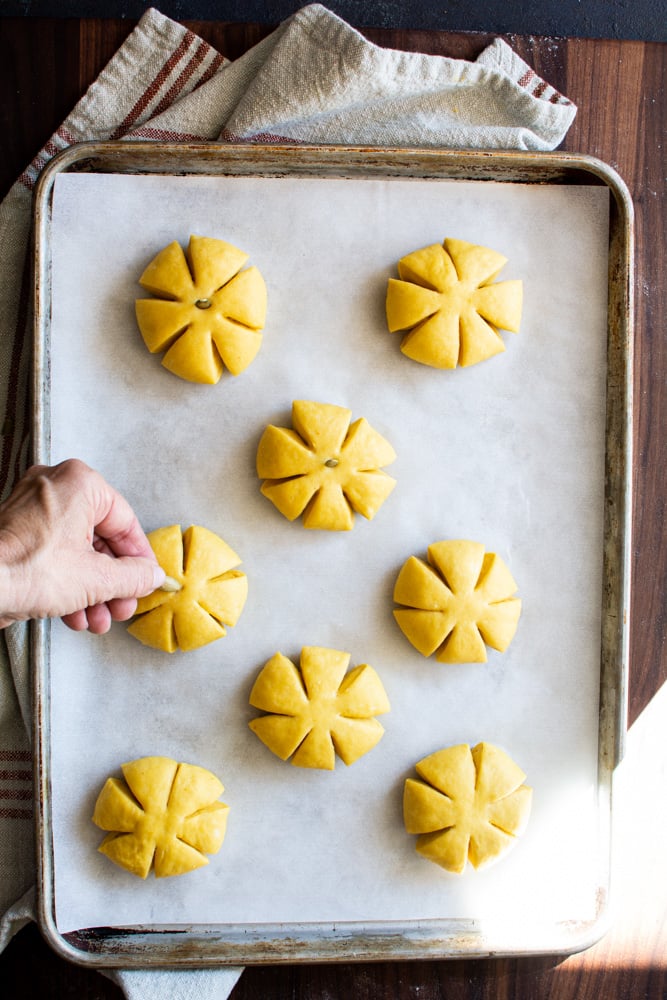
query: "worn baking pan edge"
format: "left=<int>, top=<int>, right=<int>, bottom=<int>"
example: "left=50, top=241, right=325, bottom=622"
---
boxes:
left=31, top=141, right=633, bottom=968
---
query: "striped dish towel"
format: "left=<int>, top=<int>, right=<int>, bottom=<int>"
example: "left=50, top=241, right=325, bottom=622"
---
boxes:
left=0, top=5, right=575, bottom=997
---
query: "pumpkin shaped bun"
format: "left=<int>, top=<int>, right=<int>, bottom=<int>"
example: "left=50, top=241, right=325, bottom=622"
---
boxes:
left=136, top=235, right=267, bottom=384
left=93, top=756, right=229, bottom=878
left=393, top=539, right=521, bottom=663
left=386, top=238, right=522, bottom=369
left=248, top=646, right=391, bottom=770
left=404, top=742, right=532, bottom=873
left=257, top=400, right=397, bottom=531
left=127, top=524, right=248, bottom=653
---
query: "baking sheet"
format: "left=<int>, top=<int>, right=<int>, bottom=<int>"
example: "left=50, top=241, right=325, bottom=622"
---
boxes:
left=37, top=154, right=618, bottom=953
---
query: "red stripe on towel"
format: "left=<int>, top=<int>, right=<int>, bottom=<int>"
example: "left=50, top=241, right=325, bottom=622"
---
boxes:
left=109, top=31, right=197, bottom=140
left=148, top=40, right=221, bottom=120
left=110, top=35, right=223, bottom=141
left=0, top=770, right=31, bottom=781
left=0, top=807, right=32, bottom=819
left=129, top=127, right=209, bottom=141
left=0, top=788, right=32, bottom=801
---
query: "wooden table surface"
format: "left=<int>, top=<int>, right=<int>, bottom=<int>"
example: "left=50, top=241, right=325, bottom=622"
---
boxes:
left=0, top=14, right=665, bottom=1000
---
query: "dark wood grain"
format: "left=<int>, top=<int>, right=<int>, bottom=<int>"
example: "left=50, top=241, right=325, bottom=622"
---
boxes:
left=0, top=15, right=664, bottom=1000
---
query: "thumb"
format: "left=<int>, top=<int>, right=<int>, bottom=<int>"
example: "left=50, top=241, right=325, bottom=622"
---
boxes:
left=92, top=554, right=166, bottom=603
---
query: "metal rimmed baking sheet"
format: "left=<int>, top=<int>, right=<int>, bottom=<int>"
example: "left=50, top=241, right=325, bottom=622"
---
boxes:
left=31, top=142, right=633, bottom=966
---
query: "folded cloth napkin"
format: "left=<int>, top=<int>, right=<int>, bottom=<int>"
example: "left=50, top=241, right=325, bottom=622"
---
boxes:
left=0, top=5, right=575, bottom=997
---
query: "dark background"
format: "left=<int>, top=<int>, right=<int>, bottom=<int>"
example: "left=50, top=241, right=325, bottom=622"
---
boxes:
left=1, top=0, right=666, bottom=41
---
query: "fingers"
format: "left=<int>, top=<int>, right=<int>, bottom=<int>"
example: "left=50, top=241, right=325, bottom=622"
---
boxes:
left=62, top=608, right=90, bottom=631
left=97, top=554, right=165, bottom=601
left=0, top=459, right=165, bottom=633
left=62, top=604, right=113, bottom=634
left=67, top=551, right=163, bottom=613
left=52, top=460, right=164, bottom=617
left=88, top=474, right=157, bottom=561
left=106, top=596, right=139, bottom=622
left=50, top=458, right=156, bottom=561
left=85, top=603, right=113, bottom=635
left=61, top=558, right=162, bottom=633
left=62, top=597, right=141, bottom=633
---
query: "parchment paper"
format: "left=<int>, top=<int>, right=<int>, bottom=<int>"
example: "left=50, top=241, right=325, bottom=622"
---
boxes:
left=46, top=170, right=609, bottom=936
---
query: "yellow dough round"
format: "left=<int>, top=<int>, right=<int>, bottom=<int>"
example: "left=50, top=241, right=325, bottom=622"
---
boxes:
left=404, top=742, right=532, bottom=873
left=393, top=539, right=521, bottom=663
left=135, top=234, right=267, bottom=384
left=248, top=645, right=391, bottom=770
left=256, top=400, right=397, bottom=530
left=127, top=524, right=248, bottom=653
left=386, top=237, right=522, bottom=368
left=92, top=756, right=229, bottom=878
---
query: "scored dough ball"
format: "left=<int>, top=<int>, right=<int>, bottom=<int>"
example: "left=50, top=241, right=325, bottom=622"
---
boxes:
left=256, top=400, right=397, bottom=531
left=248, top=645, right=391, bottom=770
left=393, top=539, right=521, bottom=663
left=127, top=524, right=248, bottom=653
left=386, top=237, right=522, bottom=368
left=135, top=234, right=267, bottom=384
left=92, top=756, right=230, bottom=878
left=403, top=742, right=532, bottom=873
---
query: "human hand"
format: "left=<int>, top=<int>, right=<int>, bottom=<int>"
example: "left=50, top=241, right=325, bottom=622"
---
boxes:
left=0, top=459, right=165, bottom=633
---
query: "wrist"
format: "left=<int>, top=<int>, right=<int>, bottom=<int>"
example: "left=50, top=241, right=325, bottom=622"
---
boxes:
left=0, top=528, right=31, bottom=625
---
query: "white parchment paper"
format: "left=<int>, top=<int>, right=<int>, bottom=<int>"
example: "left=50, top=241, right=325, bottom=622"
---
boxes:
left=47, top=171, right=609, bottom=936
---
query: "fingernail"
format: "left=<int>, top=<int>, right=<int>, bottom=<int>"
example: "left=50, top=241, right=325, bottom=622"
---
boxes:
left=152, top=565, right=166, bottom=590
